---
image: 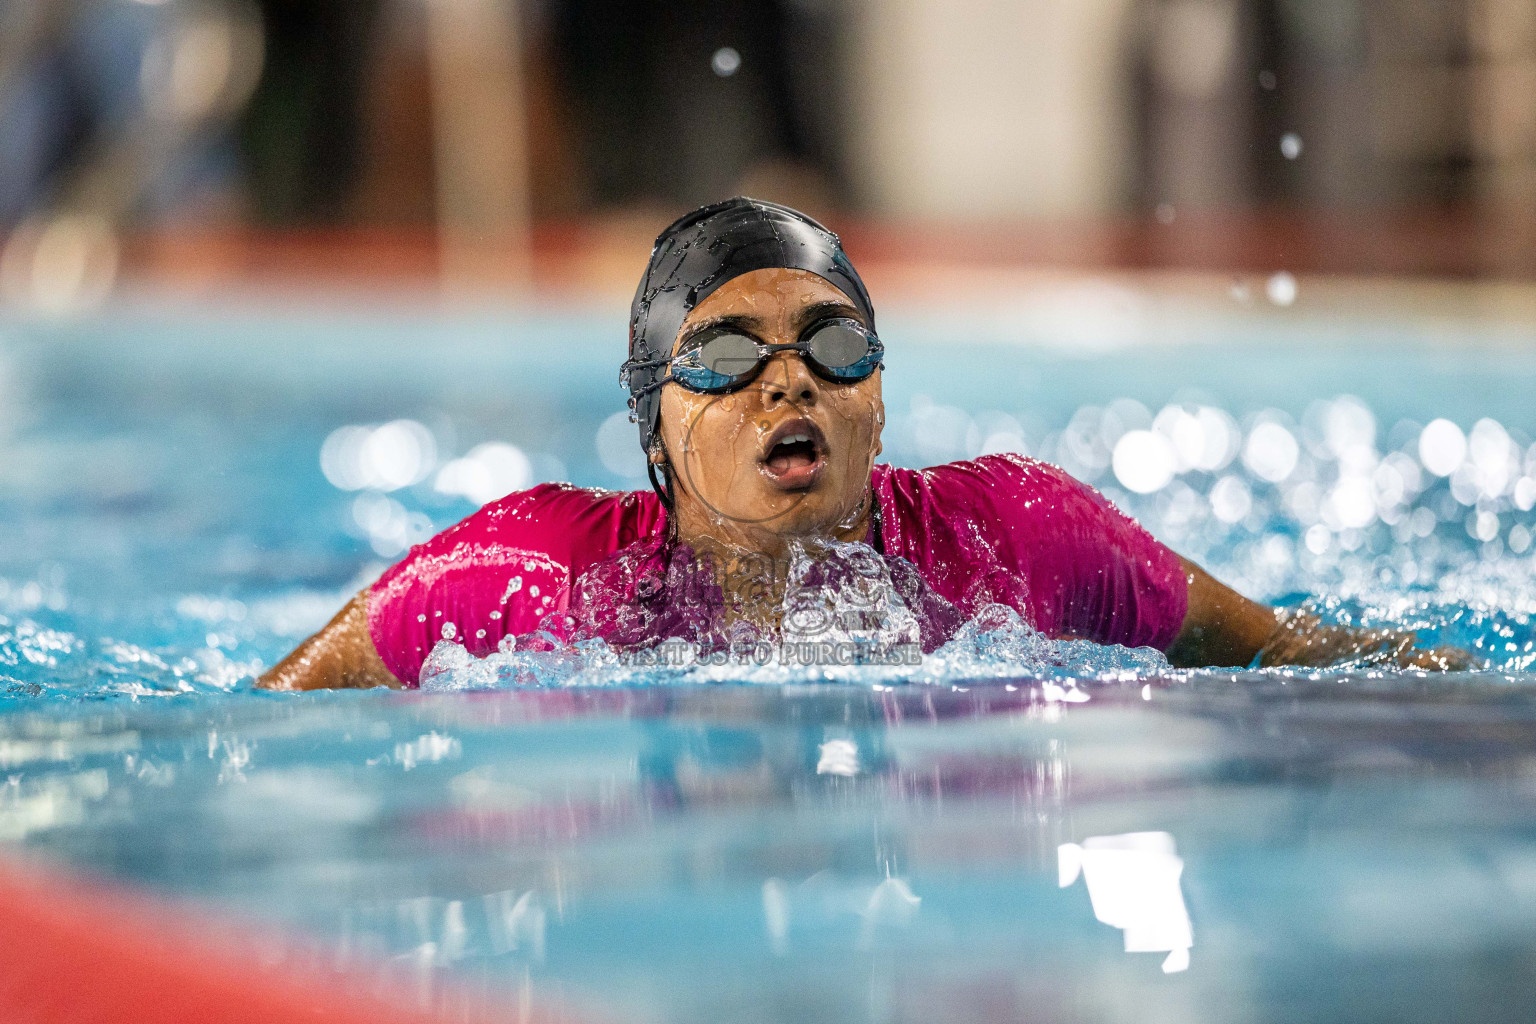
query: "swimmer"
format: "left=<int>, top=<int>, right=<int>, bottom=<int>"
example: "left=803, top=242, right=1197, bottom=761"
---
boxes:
left=259, top=198, right=1469, bottom=690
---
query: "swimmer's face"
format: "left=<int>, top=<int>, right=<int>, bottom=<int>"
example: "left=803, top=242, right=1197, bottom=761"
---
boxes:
left=656, top=267, right=884, bottom=551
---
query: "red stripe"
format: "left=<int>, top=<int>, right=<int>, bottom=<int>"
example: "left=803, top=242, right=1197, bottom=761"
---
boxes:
left=0, top=856, right=557, bottom=1024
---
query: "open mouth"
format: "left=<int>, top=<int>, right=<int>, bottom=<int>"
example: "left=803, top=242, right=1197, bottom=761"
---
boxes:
left=760, top=419, right=828, bottom=490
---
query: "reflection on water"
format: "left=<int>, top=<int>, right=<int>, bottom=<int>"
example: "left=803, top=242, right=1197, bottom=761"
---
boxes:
left=4, top=310, right=1536, bottom=1019
left=1059, top=832, right=1193, bottom=973
left=1, top=677, right=1536, bottom=1020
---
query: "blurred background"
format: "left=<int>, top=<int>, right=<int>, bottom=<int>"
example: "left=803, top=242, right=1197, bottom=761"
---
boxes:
left=9, top=11, right=1536, bottom=1021
left=4, top=0, right=1536, bottom=624
left=3, top=0, right=1535, bottom=310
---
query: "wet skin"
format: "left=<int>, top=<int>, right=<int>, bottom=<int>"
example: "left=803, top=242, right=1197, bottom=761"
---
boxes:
left=655, top=268, right=883, bottom=561
left=258, top=271, right=1472, bottom=689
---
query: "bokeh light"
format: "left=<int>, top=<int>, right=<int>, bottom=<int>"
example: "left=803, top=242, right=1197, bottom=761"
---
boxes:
left=1112, top=430, right=1176, bottom=494
left=1419, top=419, right=1467, bottom=477
left=1265, top=272, right=1298, bottom=307
left=0, top=213, right=119, bottom=315
left=1242, top=421, right=1299, bottom=482
left=139, top=5, right=264, bottom=125
left=596, top=411, right=646, bottom=479
left=435, top=442, right=533, bottom=506
left=711, top=47, right=741, bottom=77
left=320, top=420, right=437, bottom=492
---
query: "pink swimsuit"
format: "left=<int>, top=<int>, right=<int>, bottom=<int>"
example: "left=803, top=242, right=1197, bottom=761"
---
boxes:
left=368, top=454, right=1188, bottom=685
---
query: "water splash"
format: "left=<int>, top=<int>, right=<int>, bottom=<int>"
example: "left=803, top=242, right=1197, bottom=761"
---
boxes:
left=420, top=596, right=1169, bottom=693
left=0, top=612, right=258, bottom=700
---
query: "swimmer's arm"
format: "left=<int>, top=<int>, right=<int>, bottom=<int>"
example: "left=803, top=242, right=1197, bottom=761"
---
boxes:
left=1165, top=558, right=1474, bottom=670
left=255, top=590, right=404, bottom=691
left=1163, top=559, right=1277, bottom=668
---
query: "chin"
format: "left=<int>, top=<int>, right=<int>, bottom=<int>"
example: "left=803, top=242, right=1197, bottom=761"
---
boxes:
left=768, top=493, right=856, bottom=540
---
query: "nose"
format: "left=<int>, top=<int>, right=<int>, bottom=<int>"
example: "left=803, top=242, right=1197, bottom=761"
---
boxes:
left=760, top=351, right=820, bottom=409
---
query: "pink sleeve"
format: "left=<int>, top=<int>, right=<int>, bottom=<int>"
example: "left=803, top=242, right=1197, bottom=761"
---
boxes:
left=367, top=484, right=665, bottom=685
left=982, top=455, right=1188, bottom=649
left=878, top=456, right=1188, bottom=650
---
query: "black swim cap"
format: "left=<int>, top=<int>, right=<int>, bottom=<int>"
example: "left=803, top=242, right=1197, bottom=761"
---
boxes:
left=623, top=196, right=876, bottom=457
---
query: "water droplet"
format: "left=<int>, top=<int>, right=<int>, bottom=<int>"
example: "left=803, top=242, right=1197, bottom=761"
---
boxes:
left=1279, top=133, right=1303, bottom=160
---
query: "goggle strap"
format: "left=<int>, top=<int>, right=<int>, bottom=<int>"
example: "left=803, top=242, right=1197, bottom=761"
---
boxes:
left=626, top=375, right=670, bottom=407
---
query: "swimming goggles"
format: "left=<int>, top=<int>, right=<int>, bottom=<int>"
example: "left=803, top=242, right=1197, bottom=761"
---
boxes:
left=622, top=317, right=884, bottom=398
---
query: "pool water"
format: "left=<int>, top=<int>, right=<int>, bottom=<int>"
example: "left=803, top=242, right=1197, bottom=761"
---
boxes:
left=4, top=291, right=1536, bottom=1021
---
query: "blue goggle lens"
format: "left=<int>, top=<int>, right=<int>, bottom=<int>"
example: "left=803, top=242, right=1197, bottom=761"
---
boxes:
left=671, top=321, right=881, bottom=394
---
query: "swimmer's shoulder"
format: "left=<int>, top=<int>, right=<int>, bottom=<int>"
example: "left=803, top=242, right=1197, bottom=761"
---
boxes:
left=879, top=454, right=1135, bottom=557
left=880, top=453, right=1095, bottom=511
left=440, top=482, right=667, bottom=556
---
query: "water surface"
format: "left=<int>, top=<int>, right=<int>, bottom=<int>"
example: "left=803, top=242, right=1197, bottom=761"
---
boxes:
left=2, top=297, right=1536, bottom=1021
